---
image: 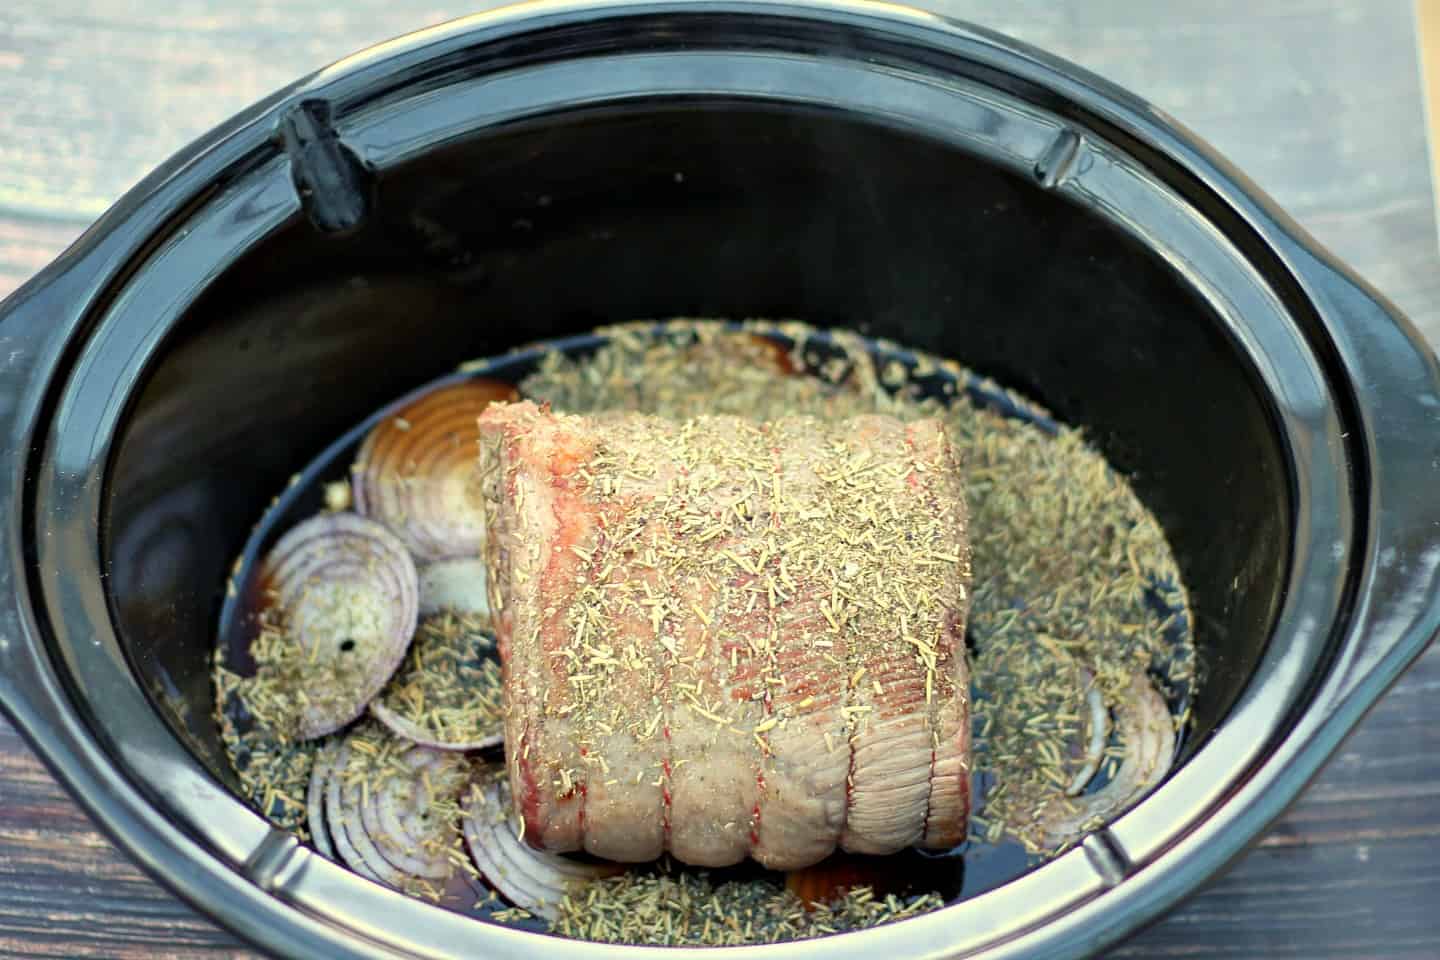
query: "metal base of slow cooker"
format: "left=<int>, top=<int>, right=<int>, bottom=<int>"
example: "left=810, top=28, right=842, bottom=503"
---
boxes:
left=2, top=3, right=1438, bottom=959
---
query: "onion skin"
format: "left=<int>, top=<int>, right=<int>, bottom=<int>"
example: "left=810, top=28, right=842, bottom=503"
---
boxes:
left=353, top=379, right=518, bottom=563
left=257, top=511, right=418, bottom=739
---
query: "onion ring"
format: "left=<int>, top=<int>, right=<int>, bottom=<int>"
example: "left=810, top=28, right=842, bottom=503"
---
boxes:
left=418, top=557, right=491, bottom=618
left=257, top=512, right=418, bottom=739
left=353, top=380, right=517, bottom=563
left=359, top=745, right=470, bottom=880
left=323, top=741, right=391, bottom=885
left=305, top=741, right=339, bottom=861
left=321, top=726, right=473, bottom=899
left=1065, top=671, right=1111, bottom=797
left=1041, top=671, right=1175, bottom=847
left=461, top=768, right=621, bottom=920
left=370, top=612, right=503, bottom=751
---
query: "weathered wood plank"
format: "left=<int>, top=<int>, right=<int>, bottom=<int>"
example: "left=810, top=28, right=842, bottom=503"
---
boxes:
left=0, top=720, right=246, bottom=958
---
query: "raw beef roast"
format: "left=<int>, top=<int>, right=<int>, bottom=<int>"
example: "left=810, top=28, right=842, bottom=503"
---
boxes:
left=479, top=400, right=971, bottom=870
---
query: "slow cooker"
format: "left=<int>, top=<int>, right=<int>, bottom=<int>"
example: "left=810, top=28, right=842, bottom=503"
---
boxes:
left=1, top=2, right=1437, bottom=957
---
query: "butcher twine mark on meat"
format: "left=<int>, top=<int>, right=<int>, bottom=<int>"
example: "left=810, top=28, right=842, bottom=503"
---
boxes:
left=479, top=400, right=971, bottom=870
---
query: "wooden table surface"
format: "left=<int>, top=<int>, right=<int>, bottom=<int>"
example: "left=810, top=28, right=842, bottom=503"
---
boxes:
left=2, top=1, right=1438, bottom=957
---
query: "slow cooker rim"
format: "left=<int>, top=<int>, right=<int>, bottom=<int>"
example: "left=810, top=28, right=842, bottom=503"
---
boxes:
left=2, top=3, right=1428, bottom=955
left=0, top=3, right=1370, bottom=955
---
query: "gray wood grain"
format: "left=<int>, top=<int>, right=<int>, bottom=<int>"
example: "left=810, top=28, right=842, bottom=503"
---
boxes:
left=0, top=1, right=1436, bottom=958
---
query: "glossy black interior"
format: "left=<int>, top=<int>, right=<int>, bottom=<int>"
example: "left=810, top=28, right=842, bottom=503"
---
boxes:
left=104, top=103, right=1290, bottom=790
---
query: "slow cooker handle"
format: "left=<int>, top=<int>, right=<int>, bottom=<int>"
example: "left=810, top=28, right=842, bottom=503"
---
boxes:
left=1291, top=243, right=1440, bottom=716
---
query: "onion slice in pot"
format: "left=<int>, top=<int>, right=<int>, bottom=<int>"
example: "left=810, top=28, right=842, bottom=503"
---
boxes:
left=370, top=701, right=501, bottom=753
left=1065, top=671, right=1111, bottom=797
left=357, top=744, right=471, bottom=880
left=370, top=611, right=504, bottom=751
left=369, top=700, right=503, bottom=752
left=353, top=380, right=518, bottom=563
left=461, top=767, right=622, bottom=920
left=418, top=557, right=491, bottom=617
left=1041, top=671, right=1176, bottom=848
left=323, top=741, right=391, bottom=885
left=306, top=740, right=339, bottom=861
left=257, top=512, right=418, bottom=739
left=322, top=725, right=475, bottom=898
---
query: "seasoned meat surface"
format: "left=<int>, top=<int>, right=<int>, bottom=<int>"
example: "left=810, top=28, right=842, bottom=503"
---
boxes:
left=480, top=401, right=971, bottom=869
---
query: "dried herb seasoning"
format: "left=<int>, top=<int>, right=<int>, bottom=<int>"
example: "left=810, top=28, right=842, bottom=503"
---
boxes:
left=214, top=647, right=315, bottom=839
left=524, top=320, right=1194, bottom=856
left=552, top=863, right=944, bottom=946
left=372, top=612, right=504, bottom=749
left=213, top=318, right=1195, bottom=945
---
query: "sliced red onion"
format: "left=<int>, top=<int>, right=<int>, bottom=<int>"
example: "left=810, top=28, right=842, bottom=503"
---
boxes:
left=353, top=380, right=517, bottom=563
left=323, top=741, right=392, bottom=885
left=257, top=512, right=418, bottom=739
left=306, top=741, right=339, bottom=861
left=358, top=745, right=470, bottom=880
left=370, top=612, right=503, bottom=752
left=1042, top=671, right=1176, bottom=847
left=320, top=726, right=475, bottom=899
left=461, top=769, right=621, bottom=920
left=418, top=557, right=491, bottom=618
left=370, top=702, right=504, bottom=752
left=1065, top=672, right=1111, bottom=797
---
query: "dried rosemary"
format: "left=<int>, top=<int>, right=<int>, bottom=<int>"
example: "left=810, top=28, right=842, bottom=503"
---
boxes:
left=213, top=646, right=315, bottom=838
left=552, top=864, right=944, bottom=946
left=524, top=320, right=1195, bottom=856
left=374, top=612, right=504, bottom=747
left=212, top=318, right=1195, bottom=946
